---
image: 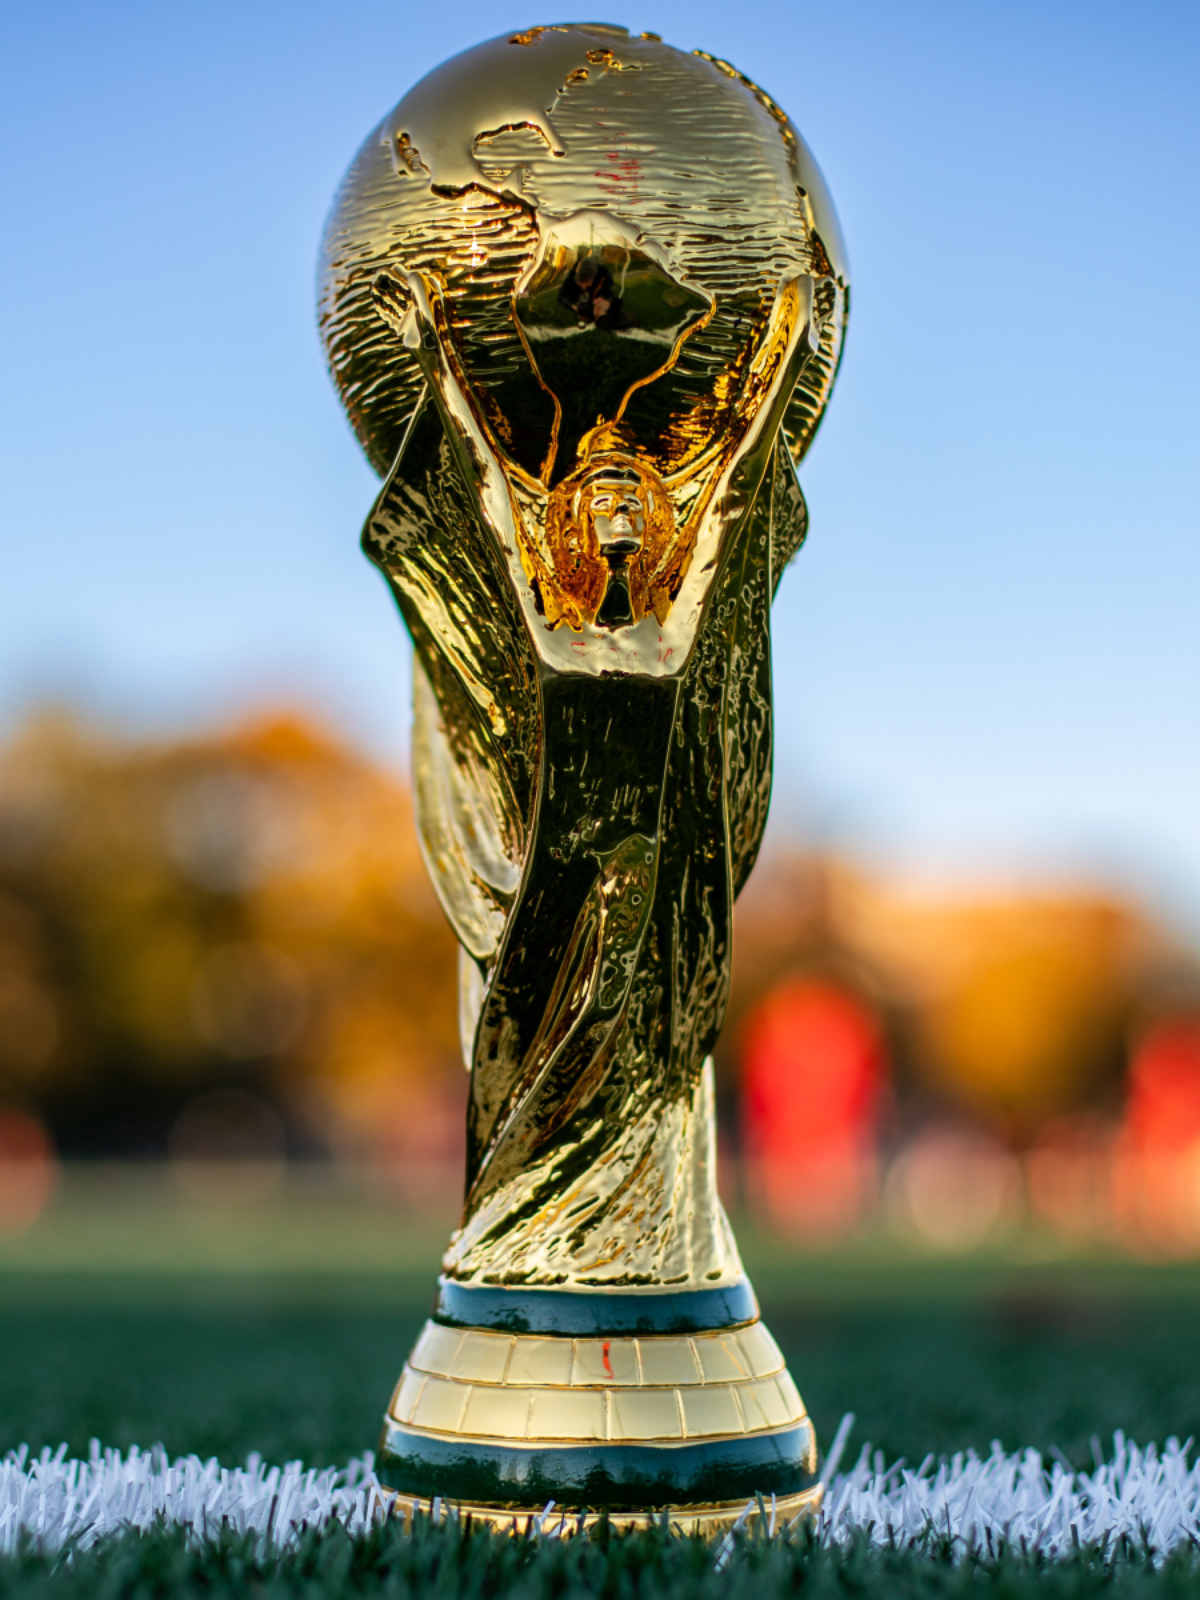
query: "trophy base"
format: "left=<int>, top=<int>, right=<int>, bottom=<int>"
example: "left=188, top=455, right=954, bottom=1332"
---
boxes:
left=380, top=1484, right=824, bottom=1537
left=377, top=1279, right=819, bottom=1533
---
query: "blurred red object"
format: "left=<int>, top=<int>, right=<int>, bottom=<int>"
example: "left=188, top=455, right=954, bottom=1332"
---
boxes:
left=0, top=1106, right=57, bottom=1234
left=1112, top=1016, right=1200, bottom=1253
left=740, top=978, right=885, bottom=1239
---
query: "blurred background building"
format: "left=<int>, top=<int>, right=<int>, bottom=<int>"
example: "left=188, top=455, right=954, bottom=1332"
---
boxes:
left=4, top=705, right=1200, bottom=1259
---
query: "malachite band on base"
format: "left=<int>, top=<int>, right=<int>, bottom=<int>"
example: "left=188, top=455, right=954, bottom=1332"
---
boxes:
left=377, top=1419, right=819, bottom=1509
left=433, top=1279, right=760, bottom=1336
left=379, top=1483, right=826, bottom=1537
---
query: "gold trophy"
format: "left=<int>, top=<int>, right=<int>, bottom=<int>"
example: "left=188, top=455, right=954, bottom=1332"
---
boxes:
left=318, top=22, right=848, bottom=1532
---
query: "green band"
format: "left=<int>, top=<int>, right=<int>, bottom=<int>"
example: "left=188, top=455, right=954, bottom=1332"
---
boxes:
left=377, top=1418, right=818, bottom=1510
left=433, top=1279, right=759, bottom=1336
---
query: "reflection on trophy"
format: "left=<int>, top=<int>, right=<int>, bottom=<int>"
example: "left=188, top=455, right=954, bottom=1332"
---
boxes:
left=319, top=21, right=848, bottom=1531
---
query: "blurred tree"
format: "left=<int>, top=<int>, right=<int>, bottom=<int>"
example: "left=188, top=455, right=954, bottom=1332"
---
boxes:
left=0, top=709, right=460, bottom=1161
left=2, top=706, right=1193, bottom=1209
left=839, top=887, right=1162, bottom=1141
left=729, top=849, right=1184, bottom=1150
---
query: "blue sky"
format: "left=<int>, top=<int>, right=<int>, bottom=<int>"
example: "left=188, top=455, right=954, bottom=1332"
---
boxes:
left=2, top=0, right=1198, bottom=915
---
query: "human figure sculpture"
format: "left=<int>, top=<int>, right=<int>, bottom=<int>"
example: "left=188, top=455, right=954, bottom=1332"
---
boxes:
left=319, top=21, right=849, bottom=1532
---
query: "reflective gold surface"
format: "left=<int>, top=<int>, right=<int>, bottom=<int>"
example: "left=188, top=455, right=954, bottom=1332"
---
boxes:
left=381, top=1484, right=825, bottom=1537
left=319, top=20, right=847, bottom=1518
left=386, top=1318, right=812, bottom=1445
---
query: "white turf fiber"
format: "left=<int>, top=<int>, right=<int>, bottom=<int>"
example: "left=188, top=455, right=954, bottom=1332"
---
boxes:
left=3, top=1423, right=1199, bottom=1560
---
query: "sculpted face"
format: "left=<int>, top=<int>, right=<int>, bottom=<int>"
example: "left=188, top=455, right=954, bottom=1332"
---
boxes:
left=586, top=478, right=647, bottom=557
left=536, top=457, right=678, bottom=629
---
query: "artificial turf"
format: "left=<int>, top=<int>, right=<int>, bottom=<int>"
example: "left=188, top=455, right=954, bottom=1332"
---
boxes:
left=4, top=1509, right=1200, bottom=1600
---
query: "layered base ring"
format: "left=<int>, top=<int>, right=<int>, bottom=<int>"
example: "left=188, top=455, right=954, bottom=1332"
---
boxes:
left=377, top=1280, right=820, bottom=1527
left=379, top=1483, right=825, bottom=1537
